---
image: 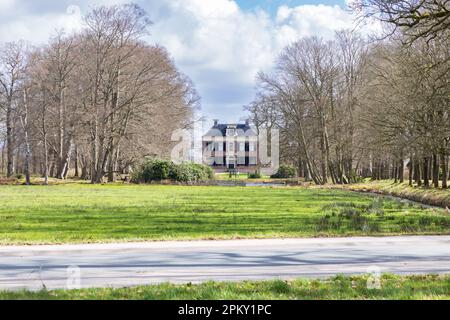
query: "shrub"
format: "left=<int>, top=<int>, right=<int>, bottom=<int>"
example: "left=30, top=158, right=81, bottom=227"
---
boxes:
left=133, top=159, right=214, bottom=183
left=170, top=163, right=214, bottom=182
left=204, top=165, right=215, bottom=180
left=194, top=164, right=215, bottom=181
left=271, top=164, right=297, bottom=179
left=248, top=171, right=262, bottom=179
left=348, top=169, right=364, bottom=183
left=132, top=159, right=173, bottom=183
left=190, top=163, right=209, bottom=182
left=169, top=163, right=194, bottom=182
left=131, top=167, right=143, bottom=183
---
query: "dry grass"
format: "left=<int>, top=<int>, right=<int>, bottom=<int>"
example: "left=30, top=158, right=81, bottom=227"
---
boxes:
left=337, top=180, right=450, bottom=208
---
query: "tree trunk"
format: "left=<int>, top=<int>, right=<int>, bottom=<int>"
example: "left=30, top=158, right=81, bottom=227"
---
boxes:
left=80, top=155, right=89, bottom=180
left=441, top=153, right=448, bottom=189
left=23, top=143, right=31, bottom=185
left=378, top=161, right=382, bottom=180
left=74, top=145, right=79, bottom=178
left=322, top=121, right=332, bottom=185
left=399, top=158, right=404, bottom=183
left=43, top=134, right=49, bottom=185
left=97, top=145, right=110, bottom=183
left=408, top=156, right=413, bottom=186
left=423, top=157, right=430, bottom=187
left=6, top=97, right=14, bottom=178
left=90, top=115, right=99, bottom=184
left=394, top=161, right=398, bottom=183
left=0, top=139, right=4, bottom=175
left=59, top=136, right=73, bottom=180
left=432, top=154, right=439, bottom=188
left=56, top=83, right=68, bottom=180
left=107, top=153, right=115, bottom=183
left=414, top=158, right=422, bottom=186
left=297, top=120, right=321, bottom=185
left=108, top=142, right=121, bottom=183
left=14, top=149, right=20, bottom=175
left=21, top=89, right=31, bottom=185
left=49, top=152, right=57, bottom=178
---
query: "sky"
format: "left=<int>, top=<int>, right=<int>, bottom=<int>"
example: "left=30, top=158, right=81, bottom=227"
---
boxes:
left=0, top=0, right=375, bottom=126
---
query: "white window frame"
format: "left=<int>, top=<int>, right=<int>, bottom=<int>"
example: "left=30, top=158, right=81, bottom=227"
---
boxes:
left=226, top=129, right=235, bottom=136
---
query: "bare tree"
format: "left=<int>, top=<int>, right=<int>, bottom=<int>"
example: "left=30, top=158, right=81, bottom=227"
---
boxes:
left=248, top=29, right=449, bottom=188
left=0, top=42, right=27, bottom=177
left=351, top=0, right=450, bottom=44
left=0, top=4, right=197, bottom=185
left=19, top=88, right=31, bottom=185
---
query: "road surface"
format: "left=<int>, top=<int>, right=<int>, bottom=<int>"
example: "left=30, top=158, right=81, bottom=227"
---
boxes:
left=1, top=236, right=450, bottom=290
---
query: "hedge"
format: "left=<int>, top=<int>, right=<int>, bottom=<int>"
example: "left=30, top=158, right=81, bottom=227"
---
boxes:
left=132, top=159, right=214, bottom=183
left=271, top=164, right=297, bottom=179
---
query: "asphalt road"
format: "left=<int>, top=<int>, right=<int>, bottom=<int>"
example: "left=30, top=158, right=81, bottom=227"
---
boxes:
left=1, top=236, right=450, bottom=290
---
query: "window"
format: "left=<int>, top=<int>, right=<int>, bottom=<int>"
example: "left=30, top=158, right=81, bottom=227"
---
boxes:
left=239, top=142, right=245, bottom=152
left=207, top=143, right=213, bottom=151
left=226, top=129, right=235, bottom=136
left=228, top=143, right=234, bottom=152
left=237, top=157, right=246, bottom=165
left=249, top=142, right=256, bottom=152
left=215, top=157, right=223, bottom=165
left=215, top=142, right=223, bottom=151
left=249, top=157, right=257, bottom=165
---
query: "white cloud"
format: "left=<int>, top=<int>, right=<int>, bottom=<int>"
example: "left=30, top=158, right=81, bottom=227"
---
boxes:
left=149, top=1, right=274, bottom=84
left=0, top=0, right=375, bottom=122
left=0, top=12, right=82, bottom=44
left=273, top=4, right=356, bottom=40
left=146, top=0, right=372, bottom=122
left=0, top=0, right=129, bottom=43
left=148, top=1, right=374, bottom=85
left=0, top=0, right=15, bottom=11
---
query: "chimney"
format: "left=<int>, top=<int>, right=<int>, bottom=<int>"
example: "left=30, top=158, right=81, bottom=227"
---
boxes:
left=213, top=119, right=219, bottom=127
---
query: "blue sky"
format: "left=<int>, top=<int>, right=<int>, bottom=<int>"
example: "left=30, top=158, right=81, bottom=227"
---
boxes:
left=237, top=0, right=346, bottom=13
left=0, top=0, right=365, bottom=128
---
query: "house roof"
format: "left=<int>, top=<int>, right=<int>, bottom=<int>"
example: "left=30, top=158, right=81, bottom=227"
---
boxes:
left=204, top=123, right=257, bottom=137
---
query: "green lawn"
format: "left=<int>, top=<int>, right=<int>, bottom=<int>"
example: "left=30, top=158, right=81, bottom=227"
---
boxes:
left=2, top=274, right=449, bottom=300
left=0, top=184, right=449, bottom=245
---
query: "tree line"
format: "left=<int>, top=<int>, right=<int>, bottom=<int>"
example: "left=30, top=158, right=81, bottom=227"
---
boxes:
left=0, top=4, right=198, bottom=184
left=246, top=0, right=449, bottom=188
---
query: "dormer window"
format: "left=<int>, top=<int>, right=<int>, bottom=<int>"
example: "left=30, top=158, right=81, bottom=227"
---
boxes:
left=226, top=128, right=235, bottom=136
left=226, top=124, right=237, bottom=137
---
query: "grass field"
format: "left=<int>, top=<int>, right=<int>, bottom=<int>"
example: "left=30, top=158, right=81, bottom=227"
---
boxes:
left=1, top=274, right=449, bottom=300
left=0, top=184, right=449, bottom=245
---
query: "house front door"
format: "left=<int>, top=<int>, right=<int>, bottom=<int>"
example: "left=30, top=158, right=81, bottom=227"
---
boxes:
left=227, top=157, right=236, bottom=169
